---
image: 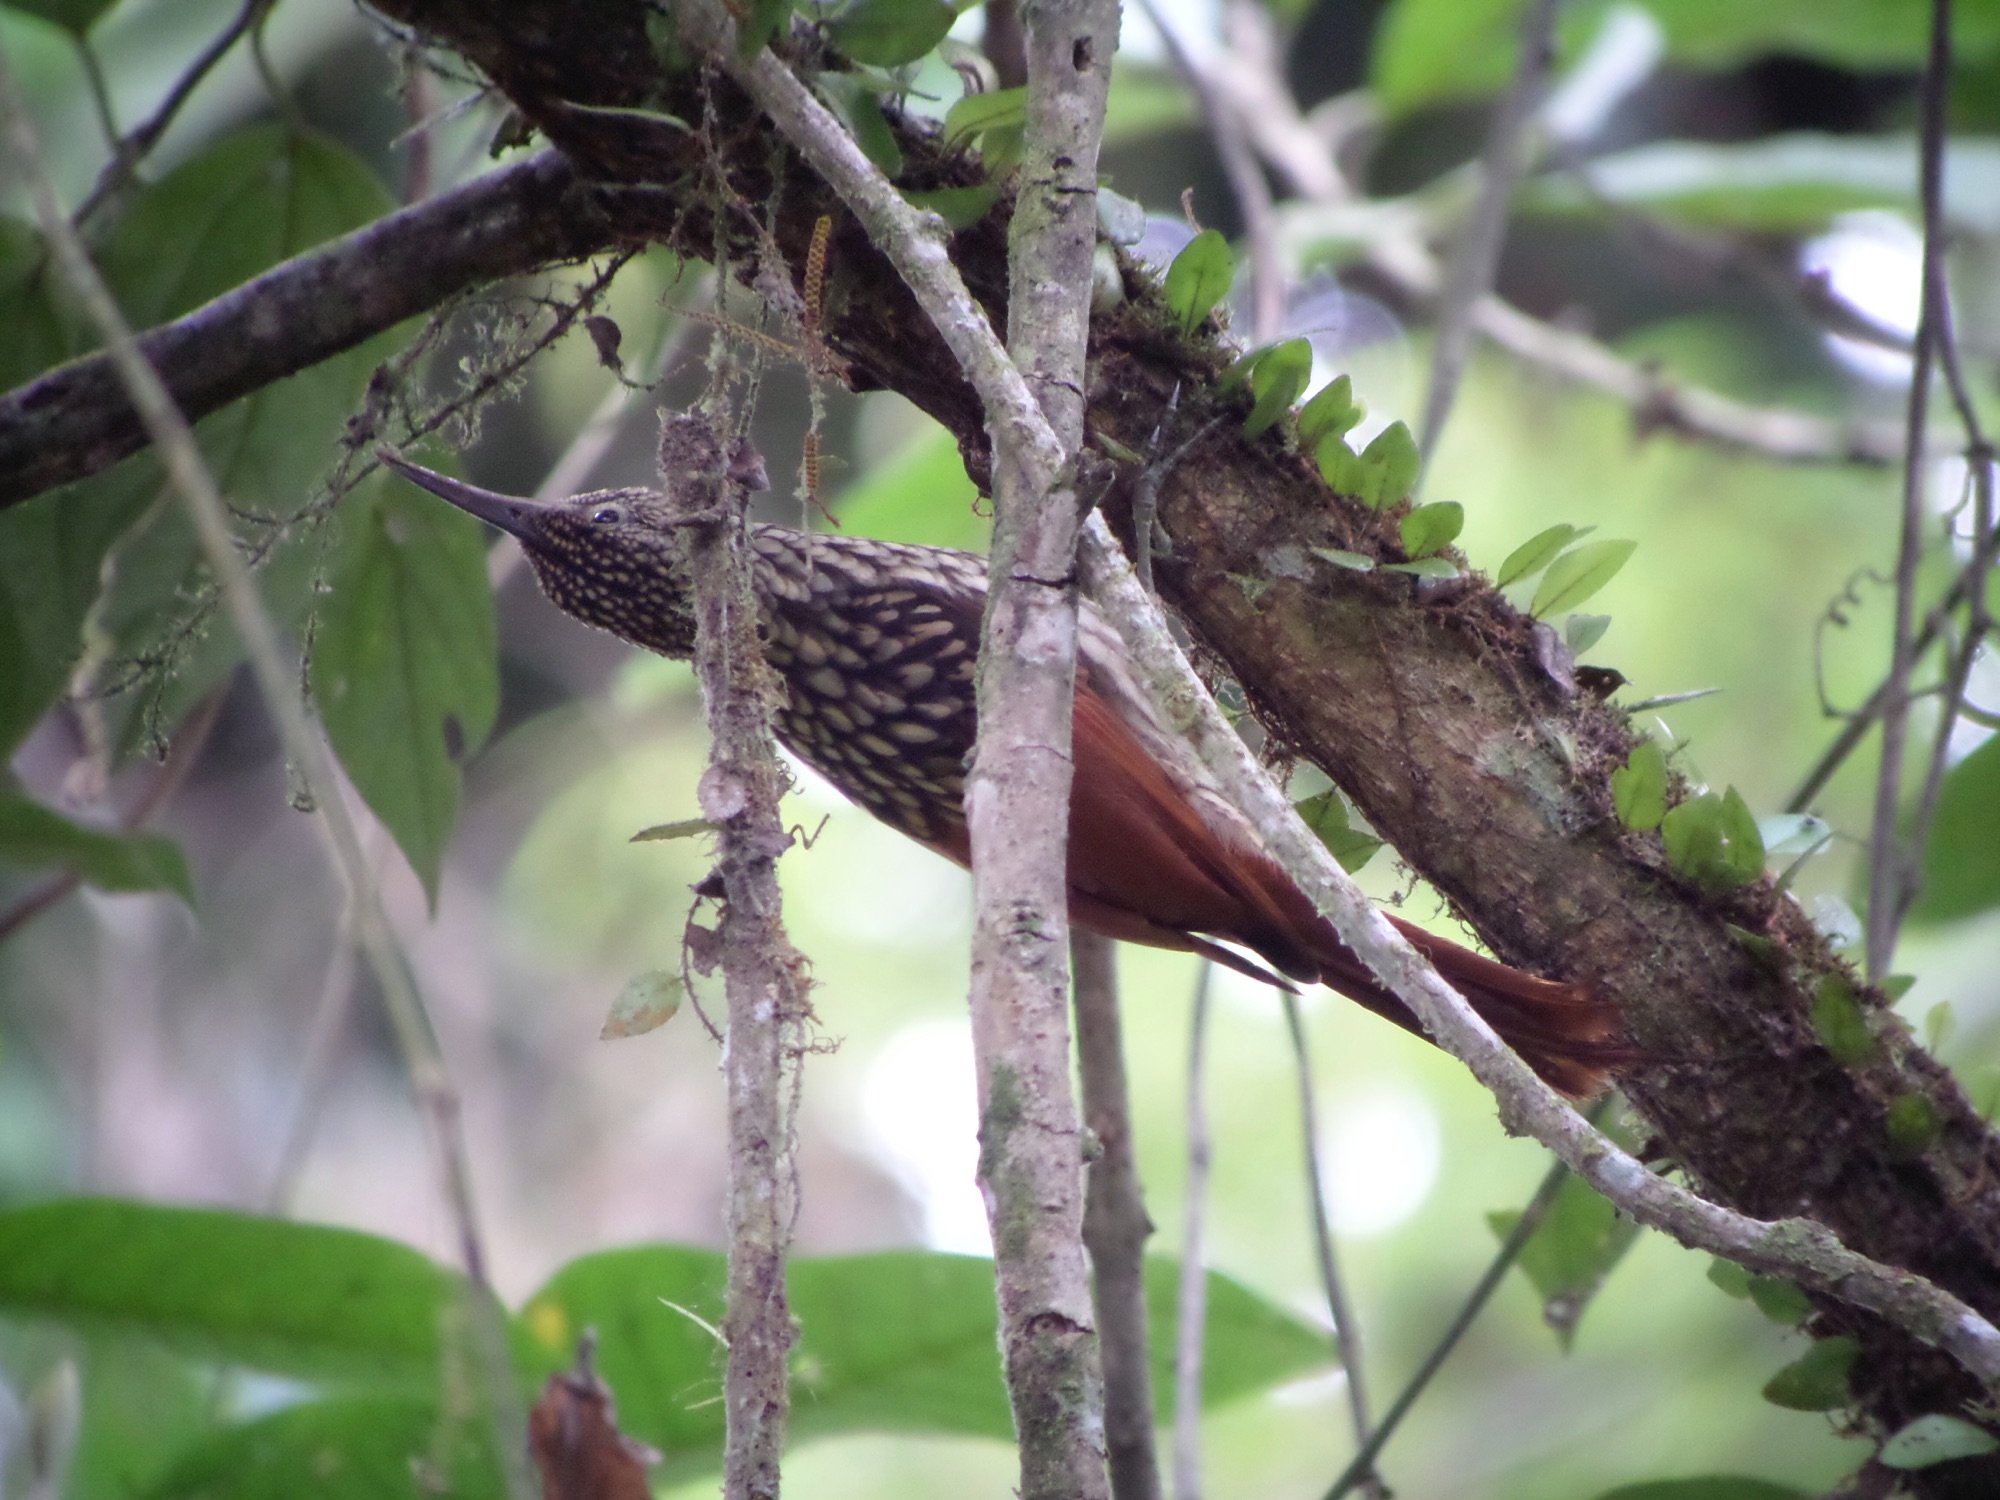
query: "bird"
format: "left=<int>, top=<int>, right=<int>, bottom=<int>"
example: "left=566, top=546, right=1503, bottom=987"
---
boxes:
left=379, top=448, right=1623, bottom=1096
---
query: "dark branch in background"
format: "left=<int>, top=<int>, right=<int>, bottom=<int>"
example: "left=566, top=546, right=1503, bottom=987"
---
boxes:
left=1413, top=0, right=1559, bottom=469
left=1074, top=931, right=1162, bottom=1500
left=668, top=411, right=811, bottom=1500
left=0, top=150, right=611, bottom=508
left=72, top=0, right=269, bottom=227
left=1321, top=1131, right=1596, bottom=1500
left=1279, top=996, right=1380, bottom=1498
left=1864, top=0, right=1952, bottom=978
left=1171, top=963, right=1213, bottom=1500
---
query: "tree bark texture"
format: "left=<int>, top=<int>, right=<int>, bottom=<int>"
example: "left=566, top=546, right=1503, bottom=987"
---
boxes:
left=13, top=3, right=1999, bottom=1486
left=669, top=413, right=809, bottom=1499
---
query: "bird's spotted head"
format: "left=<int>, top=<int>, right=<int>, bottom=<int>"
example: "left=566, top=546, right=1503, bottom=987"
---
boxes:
left=378, top=449, right=700, bottom=657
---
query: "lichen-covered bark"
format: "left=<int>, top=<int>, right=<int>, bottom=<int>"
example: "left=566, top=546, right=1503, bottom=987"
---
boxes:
left=53, top=1, right=2000, bottom=1485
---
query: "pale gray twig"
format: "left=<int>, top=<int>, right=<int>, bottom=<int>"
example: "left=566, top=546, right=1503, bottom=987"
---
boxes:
left=1171, top=961, right=1214, bottom=1500
left=1075, top=930, right=1162, bottom=1500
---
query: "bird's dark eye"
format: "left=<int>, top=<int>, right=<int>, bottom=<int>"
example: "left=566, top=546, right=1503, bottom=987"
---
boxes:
left=591, top=506, right=622, bottom=524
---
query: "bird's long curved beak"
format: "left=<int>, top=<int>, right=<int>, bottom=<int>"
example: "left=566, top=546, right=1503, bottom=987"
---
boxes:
left=376, top=447, right=549, bottom=541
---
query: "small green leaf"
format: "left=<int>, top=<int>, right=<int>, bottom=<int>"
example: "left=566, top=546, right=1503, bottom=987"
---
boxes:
left=1293, top=789, right=1383, bottom=873
left=1913, top=733, right=2000, bottom=922
left=826, top=0, right=957, bottom=66
left=1921, top=1000, right=1952, bottom=1052
left=1761, top=1335, right=1858, bottom=1411
left=1312, top=548, right=1375, bottom=573
left=1883, top=973, right=1918, bottom=1002
left=1296, top=375, right=1361, bottom=448
left=825, top=73, right=906, bottom=177
left=1878, top=1413, right=2000, bottom=1470
left=1885, top=1093, right=1939, bottom=1158
left=1810, top=974, right=1875, bottom=1064
left=1497, top=523, right=1591, bottom=587
left=903, top=183, right=1002, bottom=229
left=9, top=0, right=118, bottom=34
left=1379, top=557, right=1460, bottom=580
left=0, top=793, right=194, bottom=903
left=1744, top=1276, right=1812, bottom=1326
left=1660, top=787, right=1764, bottom=896
left=313, top=476, right=500, bottom=910
left=1400, top=501, right=1463, bottom=558
left=944, top=85, right=1027, bottom=146
left=1706, top=1258, right=1754, bottom=1299
left=1591, top=1480, right=1811, bottom=1500
left=1162, top=228, right=1234, bottom=335
left=1611, top=740, right=1668, bottom=832
left=1242, top=338, right=1312, bottom=439
left=1530, top=539, right=1637, bottom=619
left=1486, top=1174, right=1640, bottom=1351
left=1320, top=422, right=1419, bottom=510
left=631, top=818, right=716, bottom=843
left=1566, top=613, right=1611, bottom=654
left=737, top=0, right=796, bottom=57
left=1726, top=924, right=1783, bottom=972
left=603, top=970, right=684, bottom=1040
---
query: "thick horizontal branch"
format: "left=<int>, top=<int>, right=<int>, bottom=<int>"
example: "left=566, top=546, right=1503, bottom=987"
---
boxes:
left=0, top=150, right=612, bottom=508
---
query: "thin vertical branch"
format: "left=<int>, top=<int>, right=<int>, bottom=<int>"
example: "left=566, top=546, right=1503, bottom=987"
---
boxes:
left=1321, top=1138, right=1587, bottom=1500
left=1172, top=961, right=1214, bottom=1500
left=1864, top=0, right=1951, bottom=977
left=1415, top=0, right=1562, bottom=469
left=663, top=412, right=810, bottom=1500
left=1136, top=0, right=1284, bottom=342
left=1279, top=995, right=1381, bottom=1500
left=0, top=50, right=532, bottom=1500
left=1075, top=931, right=1162, bottom=1500
left=962, top=0, right=1123, bottom=1487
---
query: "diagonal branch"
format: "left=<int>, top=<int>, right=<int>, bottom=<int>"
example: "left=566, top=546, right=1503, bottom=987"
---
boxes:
left=0, top=150, right=610, bottom=508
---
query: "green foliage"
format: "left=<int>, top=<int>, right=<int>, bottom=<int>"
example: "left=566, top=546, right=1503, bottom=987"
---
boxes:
left=1530, top=538, right=1637, bottom=619
left=311, top=475, right=500, bottom=909
left=831, top=423, right=985, bottom=550
left=1236, top=338, right=1313, bottom=439
left=1542, top=134, right=2000, bottom=235
left=1497, top=523, right=1592, bottom=588
left=1314, top=547, right=1376, bottom=573
left=1878, top=1413, right=2000, bottom=1470
left=1162, top=228, right=1234, bottom=335
left=601, top=968, right=684, bottom=1039
left=0, top=1200, right=1328, bottom=1489
left=1400, top=501, right=1463, bottom=558
left=1912, top=733, right=2000, bottom=922
left=1487, top=1175, right=1640, bottom=1350
left=1372, top=0, right=2000, bottom=118
left=1660, top=787, right=1764, bottom=895
left=1318, top=421, right=1420, bottom=510
left=0, top=1200, right=460, bottom=1386
left=825, top=0, right=956, bottom=67
left=943, top=84, right=1026, bottom=147
left=1611, top=739, right=1668, bottom=831
left=1760, top=1335, right=1859, bottom=1411
left=1704, top=1259, right=1811, bottom=1326
left=1566, top=613, right=1611, bottom=653
left=1592, top=1480, right=1810, bottom=1500
left=1293, top=787, right=1384, bottom=872
left=903, top=183, right=1002, bottom=228
left=824, top=72, right=905, bottom=177
left=737, top=0, right=796, bottom=58
left=1296, top=373, right=1362, bottom=448
left=1380, top=556, right=1460, bottom=580
left=8, top=0, right=117, bottom=34
left=0, top=792, right=194, bottom=902
left=1809, top=974, right=1874, bottom=1064
left=1884, top=1092, right=1939, bottom=1158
